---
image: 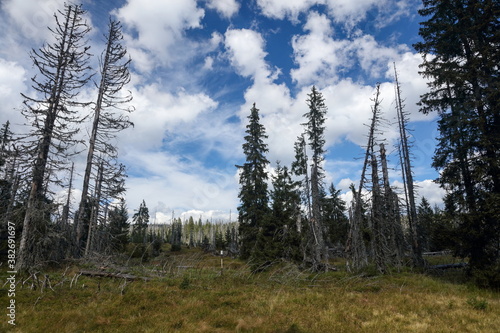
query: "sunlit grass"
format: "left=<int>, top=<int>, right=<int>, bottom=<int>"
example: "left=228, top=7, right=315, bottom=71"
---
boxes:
left=1, top=249, right=498, bottom=332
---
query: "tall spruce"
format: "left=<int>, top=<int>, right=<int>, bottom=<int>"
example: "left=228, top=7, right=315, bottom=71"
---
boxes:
left=16, top=4, right=92, bottom=271
left=237, top=103, right=270, bottom=261
left=302, top=86, right=328, bottom=270
left=414, top=0, right=500, bottom=285
left=75, top=19, right=133, bottom=256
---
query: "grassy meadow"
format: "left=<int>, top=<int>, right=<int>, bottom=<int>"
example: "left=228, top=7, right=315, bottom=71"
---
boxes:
left=1, top=248, right=499, bottom=333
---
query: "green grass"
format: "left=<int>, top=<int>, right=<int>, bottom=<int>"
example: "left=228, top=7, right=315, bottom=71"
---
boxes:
left=1, top=250, right=499, bottom=332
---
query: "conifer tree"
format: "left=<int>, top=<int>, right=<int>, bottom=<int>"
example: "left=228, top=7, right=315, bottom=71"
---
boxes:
left=236, top=103, right=270, bottom=260
left=414, top=0, right=500, bottom=285
left=16, top=4, right=92, bottom=270
left=108, top=198, right=129, bottom=252
left=302, top=86, right=328, bottom=270
left=75, top=18, right=133, bottom=255
left=132, top=200, right=149, bottom=244
left=322, top=183, right=349, bottom=250
left=272, top=163, right=303, bottom=262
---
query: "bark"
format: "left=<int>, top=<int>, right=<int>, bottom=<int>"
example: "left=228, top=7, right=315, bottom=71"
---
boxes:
left=394, top=63, right=424, bottom=267
left=17, top=5, right=89, bottom=271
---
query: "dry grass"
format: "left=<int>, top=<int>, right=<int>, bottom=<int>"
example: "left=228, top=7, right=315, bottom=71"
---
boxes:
left=1, top=249, right=499, bottom=332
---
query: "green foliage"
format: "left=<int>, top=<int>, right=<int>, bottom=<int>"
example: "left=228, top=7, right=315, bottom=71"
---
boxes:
left=323, top=183, right=349, bottom=248
left=414, top=0, right=500, bottom=286
left=107, top=198, right=129, bottom=252
left=170, top=218, right=182, bottom=252
left=237, top=103, right=270, bottom=260
left=131, top=200, right=149, bottom=244
left=179, top=276, right=190, bottom=289
left=467, top=296, right=489, bottom=311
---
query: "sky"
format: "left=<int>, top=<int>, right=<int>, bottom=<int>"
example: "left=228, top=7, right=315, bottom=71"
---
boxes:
left=0, top=0, right=445, bottom=223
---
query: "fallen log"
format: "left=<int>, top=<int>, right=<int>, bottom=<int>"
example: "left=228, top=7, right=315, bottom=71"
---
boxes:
left=79, top=270, right=152, bottom=281
left=428, top=263, right=467, bottom=270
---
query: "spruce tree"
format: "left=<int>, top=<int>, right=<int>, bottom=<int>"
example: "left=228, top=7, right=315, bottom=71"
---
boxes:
left=75, top=19, right=133, bottom=256
left=322, top=183, right=349, bottom=251
left=271, top=162, right=302, bottom=262
left=132, top=200, right=149, bottom=244
left=302, top=86, right=328, bottom=270
left=108, top=198, right=130, bottom=252
left=414, top=0, right=500, bottom=286
left=236, top=103, right=270, bottom=261
left=16, top=4, right=92, bottom=270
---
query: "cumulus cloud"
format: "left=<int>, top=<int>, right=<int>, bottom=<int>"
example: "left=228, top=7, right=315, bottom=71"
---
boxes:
left=119, top=83, right=218, bottom=151
left=256, top=0, right=319, bottom=22
left=113, top=0, right=204, bottom=71
left=206, top=0, right=240, bottom=18
left=122, top=150, right=239, bottom=219
left=291, top=11, right=351, bottom=87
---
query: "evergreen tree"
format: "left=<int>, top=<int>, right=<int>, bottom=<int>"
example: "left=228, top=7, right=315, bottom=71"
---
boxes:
left=270, top=162, right=302, bottom=263
left=236, top=103, right=270, bottom=260
left=417, top=197, right=434, bottom=252
left=16, top=4, right=92, bottom=271
left=108, top=198, right=129, bottom=252
left=302, top=86, right=328, bottom=270
left=131, top=200, right=149, bottom=244
left=322, top=183, right=349, bottom=250
left=170, top=218, right=182, bottom=251
left=414, top=0, right=500, bottom=286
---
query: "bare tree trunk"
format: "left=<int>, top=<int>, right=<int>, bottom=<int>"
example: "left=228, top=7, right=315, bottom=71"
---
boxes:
left=85, top=162, right=104, bottom=257
left=379, top=143, right=404, bottom=268
left=394, top=63, right=424, bottom=267
left=346, top=84, right=382, bottom=272
left=76, top=19, right=131, bottom=256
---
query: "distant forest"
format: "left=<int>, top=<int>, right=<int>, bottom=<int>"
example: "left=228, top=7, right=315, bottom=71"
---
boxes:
left=1, top=1, right=498, bottom=288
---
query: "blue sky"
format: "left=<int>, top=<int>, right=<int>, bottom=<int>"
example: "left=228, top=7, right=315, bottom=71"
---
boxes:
left=0, top=0, right=444, bottom=222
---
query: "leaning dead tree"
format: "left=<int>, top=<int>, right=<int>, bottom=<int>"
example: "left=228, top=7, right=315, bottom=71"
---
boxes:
left=75, top=19, right=133, bottom=257
left=346, top=84, right=406, bottom=273
left=346, top=84, right=382, bottom=272
left=16, top=4, right=92, bottom=271
left=393, top=63, right=424, bottom=267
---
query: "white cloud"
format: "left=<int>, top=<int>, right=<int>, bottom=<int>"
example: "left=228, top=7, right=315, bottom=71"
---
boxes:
left=114, top=0, right=204, bottom=70
left=325, top=0, right=382, bottom=27
left=224, top=28, right=271, bottom=79
left=1, top=0, right=63, bottom=42
left=414, top=179, right=445, bottom=208
left=123, top=151, right=239, bottom=220
left=120, top=83, right=218, bottom=151
left=256, top=0, right=319, bottom=22
left=206, top=0, right=240, bottom=18
left=0, top=58, right=27, bottom=126
left=291, top=11, right=350, bottom=87
left=256, top=0, right=409, bottom=29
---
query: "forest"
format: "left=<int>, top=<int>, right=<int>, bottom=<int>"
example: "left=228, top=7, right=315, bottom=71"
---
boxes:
left=0, top=1, right=499, bottom=331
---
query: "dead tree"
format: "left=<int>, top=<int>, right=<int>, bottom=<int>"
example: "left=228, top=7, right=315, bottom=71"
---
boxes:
left=379, top=144, right=405, bottom=268
left=16, top=4, right=92, bottom=271
left=75, top=19, right=133, bottom=256
left=346, top=84, right=382, bottom=272
left=394, top=63, right=424, bottom=267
